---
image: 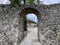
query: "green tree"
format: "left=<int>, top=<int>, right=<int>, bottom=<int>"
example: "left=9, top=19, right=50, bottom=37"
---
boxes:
left=10, top=0, right=41, bottom=5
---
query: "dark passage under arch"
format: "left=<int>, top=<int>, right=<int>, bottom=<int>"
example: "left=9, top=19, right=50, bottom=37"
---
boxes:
left=18, top=7, right=41, bottom=44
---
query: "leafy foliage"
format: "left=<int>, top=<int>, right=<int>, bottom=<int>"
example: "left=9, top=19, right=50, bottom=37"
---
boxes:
left=28, top=0, right=34, bottom=4
left=10, top=0, right=41, bottom=6
left=10, top=0, right=20, bottom=6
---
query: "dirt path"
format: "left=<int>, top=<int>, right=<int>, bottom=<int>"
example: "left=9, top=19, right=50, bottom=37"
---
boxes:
left=20, top=27, right=41, bottom=45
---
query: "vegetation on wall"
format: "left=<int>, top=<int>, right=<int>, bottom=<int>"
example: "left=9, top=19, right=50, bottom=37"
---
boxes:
left=28, top=0, right=40, bottom=5
left=28, top=0, right=34, bottom=4
left=10, top=0, right=20, bottom=6
left=10, top=0, right=41, bottom=6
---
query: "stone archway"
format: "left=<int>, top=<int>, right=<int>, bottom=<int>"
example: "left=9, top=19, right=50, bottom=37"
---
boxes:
left=18, top=7, right=41, bottom=44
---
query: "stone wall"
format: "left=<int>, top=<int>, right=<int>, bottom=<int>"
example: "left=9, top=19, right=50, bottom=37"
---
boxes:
left=0, top=4, right=60, bottom=45
left=38, top=4, right=60, bottom=45
left=0, top=5, right=24, bottom=45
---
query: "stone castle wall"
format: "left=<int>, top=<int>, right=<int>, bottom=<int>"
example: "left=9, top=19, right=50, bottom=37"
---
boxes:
left=38, top=4, right=60, bottom=45
left=0, top=5, right=22, bottom=45
left=0, top=4, right=60, bottom=45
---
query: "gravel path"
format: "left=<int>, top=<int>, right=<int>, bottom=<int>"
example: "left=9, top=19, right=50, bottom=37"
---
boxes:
left=20, top=27, right=41, bottom=45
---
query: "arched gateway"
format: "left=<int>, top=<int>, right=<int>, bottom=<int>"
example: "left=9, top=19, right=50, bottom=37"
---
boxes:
left=18, top=5, right=41, bottom=44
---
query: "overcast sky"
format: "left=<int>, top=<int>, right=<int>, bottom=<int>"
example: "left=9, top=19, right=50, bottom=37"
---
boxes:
left=26, top=13, right=38, bottom=23
left=44, top=0, right=60, bottom=5
left=0, top=0, right=60, bottom=5
left=0, top=0, right=10, bottom=4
